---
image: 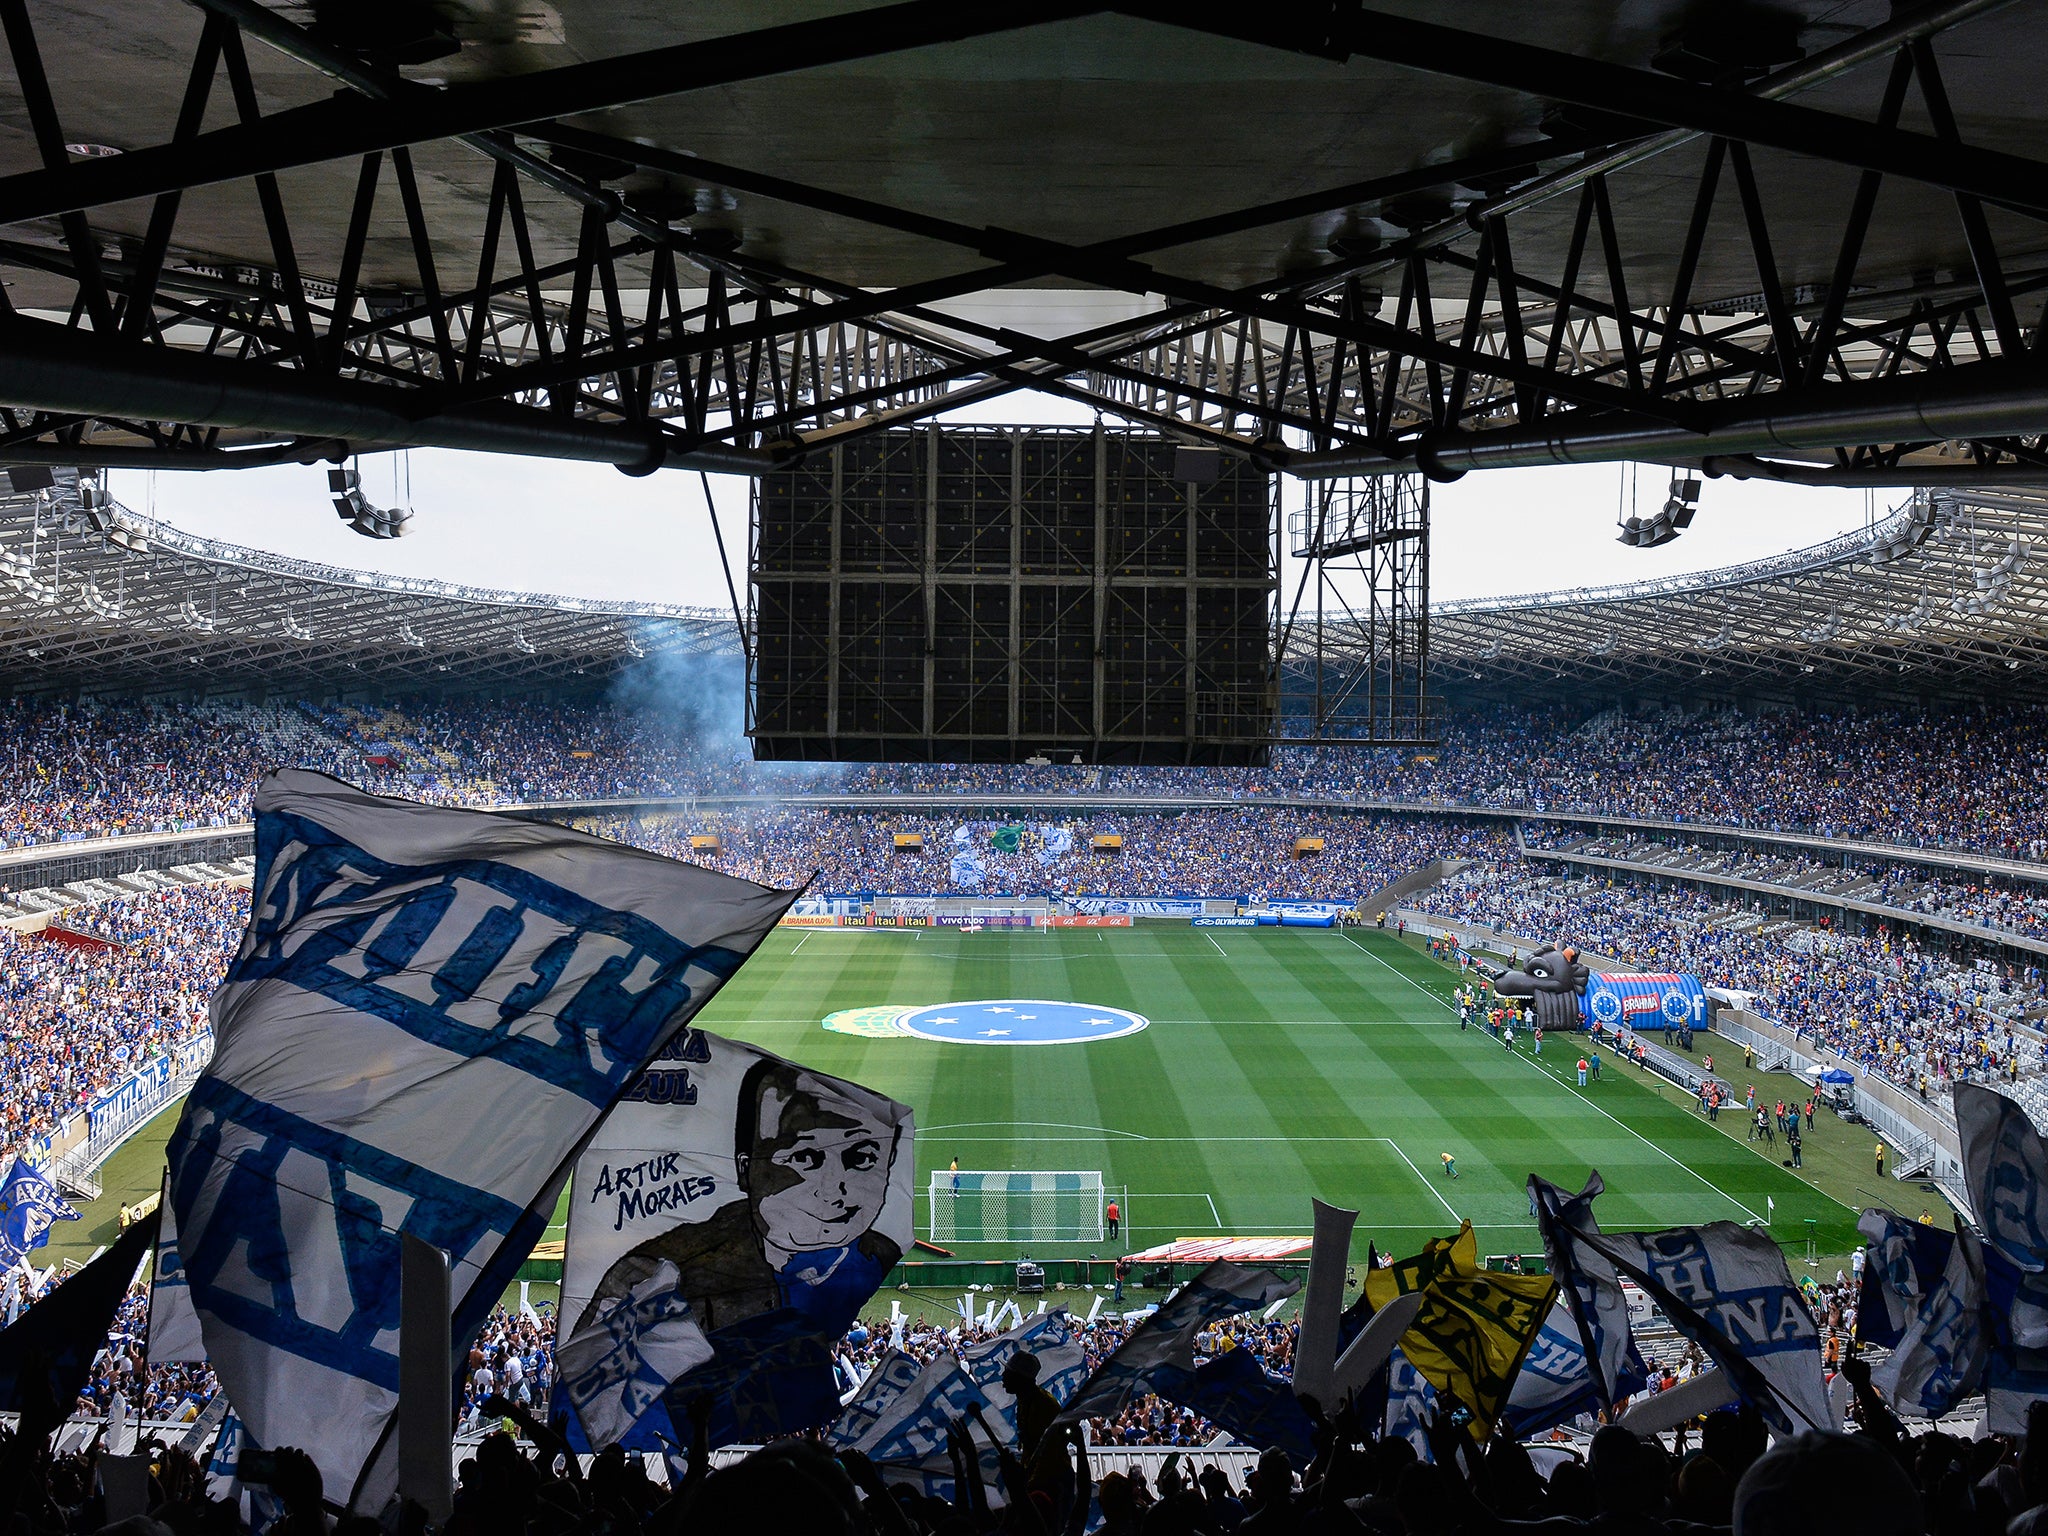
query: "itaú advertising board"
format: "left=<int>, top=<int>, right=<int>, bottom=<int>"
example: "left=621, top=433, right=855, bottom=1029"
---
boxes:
left=1582, top=971, right=1709, bottom=1032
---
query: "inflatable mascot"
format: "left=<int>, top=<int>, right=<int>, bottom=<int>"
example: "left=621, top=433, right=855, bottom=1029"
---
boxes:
left=1483, top=943, right=1591, bottom=1030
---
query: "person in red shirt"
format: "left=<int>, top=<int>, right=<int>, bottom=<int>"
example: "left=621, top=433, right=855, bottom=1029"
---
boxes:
left=1105, top=1199, right=1120, bottom=1240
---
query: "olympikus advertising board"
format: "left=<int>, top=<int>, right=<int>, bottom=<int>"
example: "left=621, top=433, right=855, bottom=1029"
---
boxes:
left=1192, top=916, right=1258, bottom=928
left=558, top=1030, right=915, bottom=1450
left=1581, top=972, right=1709, bottom=1033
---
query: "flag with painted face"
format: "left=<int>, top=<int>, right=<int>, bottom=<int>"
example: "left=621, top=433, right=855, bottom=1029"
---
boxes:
left=1551, top=1220, right=1829, bottom=1434
left=165, top=770, right=794, bottom=1512
left=0, top=1158, right=77, bottom=1270
left=1854, top=1210, right=1988, bottom=1419
left=828, top=1310, right=1087, bottom=1497
left=1529, top=1171, right=1642, bottom=1420
left=558, top=1035, right=913, bottom=1451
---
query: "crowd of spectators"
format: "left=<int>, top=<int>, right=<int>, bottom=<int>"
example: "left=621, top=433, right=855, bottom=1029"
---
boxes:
left=16, top=691, right=2048, bottom=1505
left=834, top=1307, right=1306, bottom=1453
left=457, top=1306, right=557, bottom=1435
left=0, top=699, right=378, bottom=845
left=26, top=1267, right=2048, bottom=1535
left=69, top=1286, right=219, bottom=1424
left=0, top=882, right=240, bottom=1164
left=596, top=808, right=1517, bottom=901
left=1527, top=831, right=2048, bottom=947
left=1415, top=865, right=2048, bottom=1104
left=11, top=695, right=2048, bottom=869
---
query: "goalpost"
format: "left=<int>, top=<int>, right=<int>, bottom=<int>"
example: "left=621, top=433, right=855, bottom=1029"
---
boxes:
left=928, top=1170, right=1106, bottom=1243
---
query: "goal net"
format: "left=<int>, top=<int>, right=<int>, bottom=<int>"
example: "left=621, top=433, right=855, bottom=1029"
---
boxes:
left=928, top=1170, right=1106, bottom=1243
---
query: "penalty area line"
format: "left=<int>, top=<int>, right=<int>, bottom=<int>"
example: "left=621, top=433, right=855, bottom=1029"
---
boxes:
left=1206, top=934, right=1228, bottom=957
left=1341, top=932, right=1764, bottom=1225
left=1386, top=1139, right=1463, bottom=1225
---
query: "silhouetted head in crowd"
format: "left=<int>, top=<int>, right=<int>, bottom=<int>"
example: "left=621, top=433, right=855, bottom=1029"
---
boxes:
left=1731, top=1432, right=1923, bottom=1536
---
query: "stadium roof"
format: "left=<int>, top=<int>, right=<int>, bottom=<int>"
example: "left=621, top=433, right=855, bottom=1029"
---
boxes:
left=10, top=465, right=2048, bottom=707
left=3, top=2, right=2048, bottom=484
left=1425, top=484, right=2048, bottom=702
left=0, top=468, right=731, bottom=691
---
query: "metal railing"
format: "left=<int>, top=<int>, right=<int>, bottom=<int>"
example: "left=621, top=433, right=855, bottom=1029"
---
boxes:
left=46, top=1055, right=208, bottom=1200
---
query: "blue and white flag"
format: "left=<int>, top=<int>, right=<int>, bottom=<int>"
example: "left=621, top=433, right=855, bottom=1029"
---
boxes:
left=1040, top=825, right=1073, bottom=859
left=1956, top=1084, right=2048, bottom=1274
left=1178, top=1344, right=1319, bottom=1467
left=165, top=770, right=794, bottom=1511
left=1500, top=1297, right=1650, bottom=1440
left=1528, top=1171, right=1638, bottom=1419
left=1952, top=1086, right=2048, bottom=1431
left=557, top=1034, right=913, bottom=1451
left=1382, top=1346, right=1437, bottom=1460
left=0, top=1158, right=78, bottom=1269
left=948, top=850, right=985, bottom=890
left=829, top=1310, right=1086, bottom=1498
left=1551, top=1221, right=1830, bottom=1434
left=1054, top=1262, right=1302, bottom=1443
left=1854, top=1210, right=1988, bottom=1419
left=148, top=1174, right=205, bottom=1364
left=1982, top=1251, right=2048, bottom=1434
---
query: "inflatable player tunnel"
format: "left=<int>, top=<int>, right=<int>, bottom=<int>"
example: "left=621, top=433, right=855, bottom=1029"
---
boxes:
left=1580, top=971, right=1710, bottom=1033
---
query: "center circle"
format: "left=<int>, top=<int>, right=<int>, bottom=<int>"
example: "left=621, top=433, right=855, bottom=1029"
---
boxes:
left=894, top=999, right=1149, bottom=1046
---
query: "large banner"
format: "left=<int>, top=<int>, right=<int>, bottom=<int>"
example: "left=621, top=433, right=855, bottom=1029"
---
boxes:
left=85, top=1055, right=179, bottom=1139
left=1070, top=897, right=1207, bottom=918
left=558, top=1033, right=914, bottom=1451
left=789, top=896, right=864, bottom=919
left=1048, top=915, right=1131, bottom=929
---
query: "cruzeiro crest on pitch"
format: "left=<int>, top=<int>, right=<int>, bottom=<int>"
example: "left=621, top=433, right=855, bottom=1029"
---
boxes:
left=893, top=999, right=1148, bottom=1045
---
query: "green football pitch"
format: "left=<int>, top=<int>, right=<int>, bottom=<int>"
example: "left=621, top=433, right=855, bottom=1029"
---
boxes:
left=641, top=924, right=1863, bottom=1266
left=49, top=926, right=1864, bottom=1273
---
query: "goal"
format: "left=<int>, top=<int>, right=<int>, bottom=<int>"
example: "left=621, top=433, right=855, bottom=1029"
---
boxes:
left=928, top=1170, right=1106, bottom=1243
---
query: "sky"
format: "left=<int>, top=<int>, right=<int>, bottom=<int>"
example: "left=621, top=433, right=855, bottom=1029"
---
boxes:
left=129, top=393, right=1888, bottom=612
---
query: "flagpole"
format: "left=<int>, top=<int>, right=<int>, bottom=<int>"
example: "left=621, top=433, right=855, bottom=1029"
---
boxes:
left=397, top=1234, right=453, bottom=1526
